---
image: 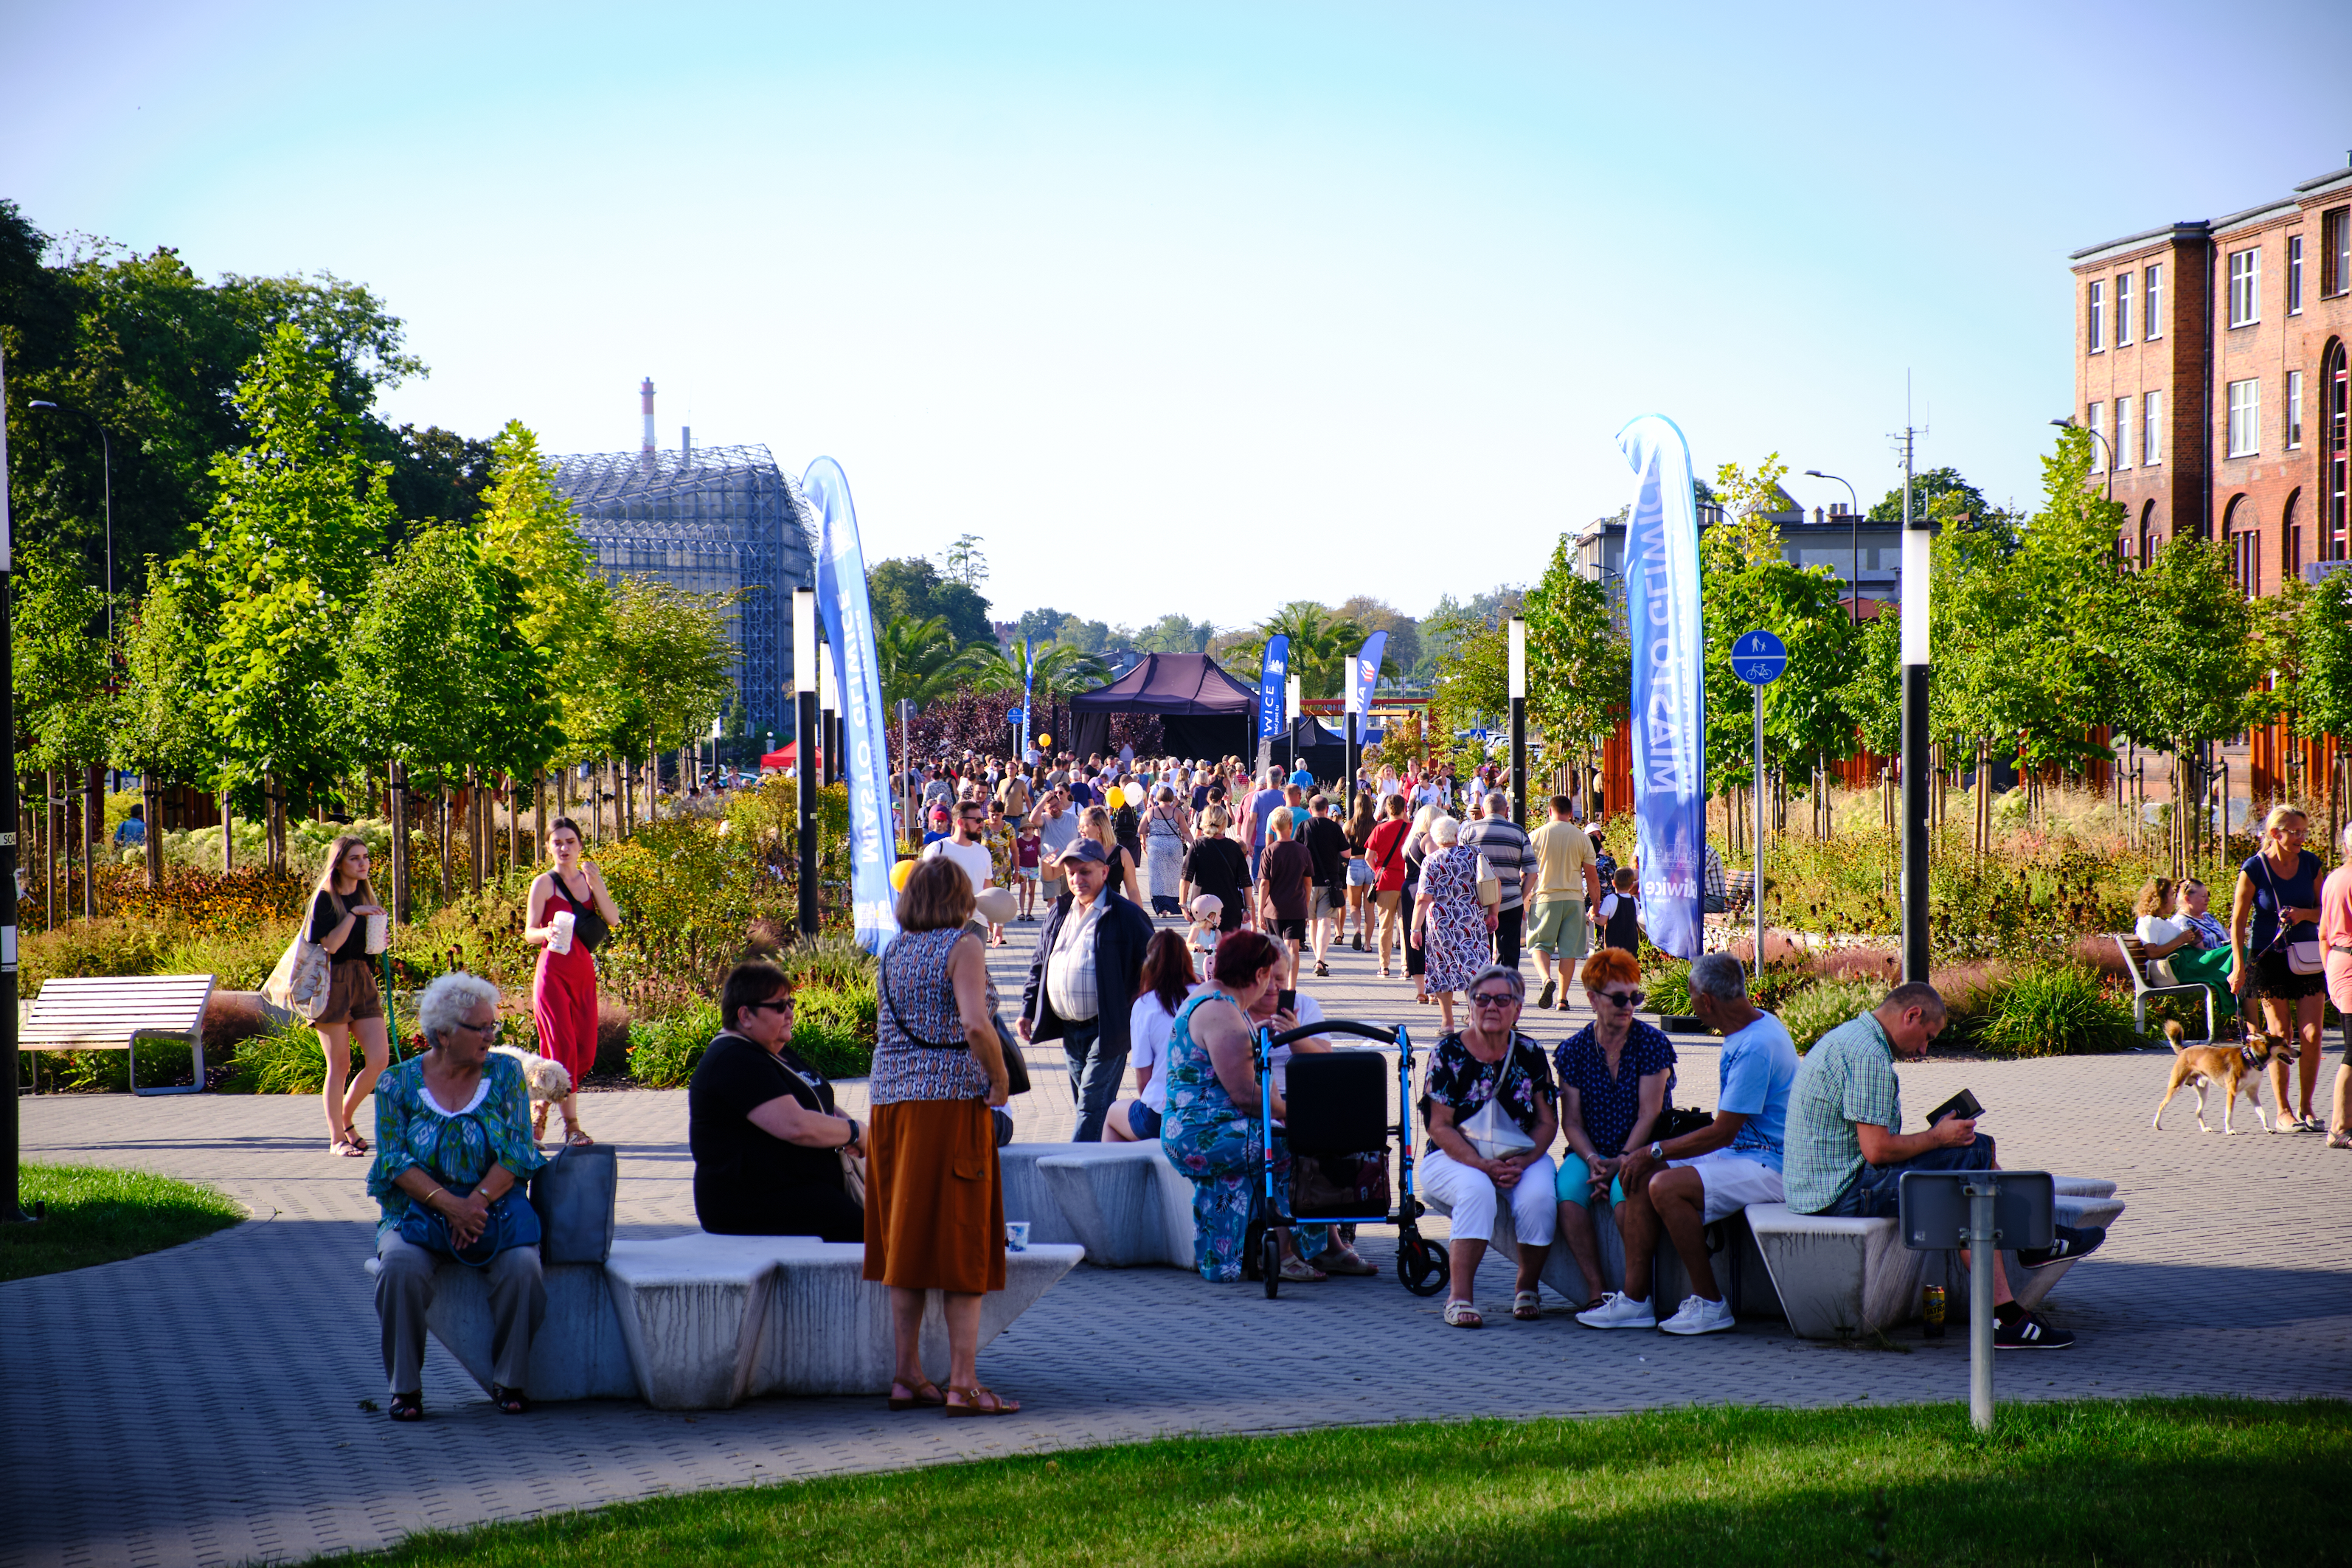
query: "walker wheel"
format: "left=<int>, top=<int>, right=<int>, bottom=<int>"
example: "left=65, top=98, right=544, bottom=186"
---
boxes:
left=1262, top=1231, right=1283, bottom=1299
left=1399, top=1235, right=1449, bottom=1297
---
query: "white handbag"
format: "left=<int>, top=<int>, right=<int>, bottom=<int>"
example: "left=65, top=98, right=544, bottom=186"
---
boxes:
left=264, top=889, right=342, bottom=1023
left=1458, top=1049, right=1536, bottom=1160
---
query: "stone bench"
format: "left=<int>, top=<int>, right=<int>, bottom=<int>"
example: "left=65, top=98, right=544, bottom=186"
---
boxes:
left=1748, top=1178, right=2123, bottom=1339
left=364, top=1232, right=1083, bottom=1409
left=1424, top=1188, right=1782, bottom=1318
left=1000, top=1141, right=1198, bottom=1267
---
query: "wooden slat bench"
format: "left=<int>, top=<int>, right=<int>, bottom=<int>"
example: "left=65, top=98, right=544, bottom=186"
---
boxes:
left=2113, top=934, right=2216, bottom=1042
left=21, top=974, right=215, bottom=1095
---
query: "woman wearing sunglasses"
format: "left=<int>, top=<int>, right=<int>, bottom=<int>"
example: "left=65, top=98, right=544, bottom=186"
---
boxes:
left=1551, top=945, right=1676, bottom=1310
left=1418, top=965, right=1559, bottom=1328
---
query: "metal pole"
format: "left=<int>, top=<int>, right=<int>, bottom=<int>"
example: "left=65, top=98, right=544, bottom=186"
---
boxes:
left=1345, top=710, right=1359, bottom=819
left=1508, top=616, right=1527, bottom=827
left=794, top=589, right=819, bottom=937
left=1755, top=680, right=1766, bottom=971
left=2, top=347, right=31, bottom=1223
left=1967, top=1176, right=1997, bottom=1432
left=1900, top=420, right=1932, bottom=985
left=1804, top=472, right=1862, bottom=625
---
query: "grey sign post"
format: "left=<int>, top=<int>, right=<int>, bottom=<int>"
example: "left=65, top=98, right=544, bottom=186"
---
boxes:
left=1731, top=631, right=1787, bottom=971
left=1898, top=1168, right=2056, bottom=1431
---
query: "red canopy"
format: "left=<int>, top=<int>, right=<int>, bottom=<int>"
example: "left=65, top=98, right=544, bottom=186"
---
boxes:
left=760, top=744, right=824, bottom=770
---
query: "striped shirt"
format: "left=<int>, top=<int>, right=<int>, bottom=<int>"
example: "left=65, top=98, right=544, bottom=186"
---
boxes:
left=1782, top=1010, right=1903, bottom=1215
left=1460, top=818, right=1538, bottom=912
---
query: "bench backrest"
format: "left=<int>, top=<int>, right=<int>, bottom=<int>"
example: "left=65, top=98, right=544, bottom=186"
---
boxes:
left=2112, top=934, right=2154, bottom=992
left=23, top=974, right=215, bottom=1048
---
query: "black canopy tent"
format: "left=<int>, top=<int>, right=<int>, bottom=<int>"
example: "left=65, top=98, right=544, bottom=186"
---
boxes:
left=1066, top=653, right=1257, bottom=762
left=1275, top=715, right=1347, bottom=783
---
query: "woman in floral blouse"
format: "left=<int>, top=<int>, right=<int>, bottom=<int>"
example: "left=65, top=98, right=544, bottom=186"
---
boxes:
left=979, top=799, right=1018, bottom=947
left=1159, top=929, right=1331, bottom=1283
left=368, top=971, right=547, bottom=1421
left=1420, top=965, right=1558, bottom=1327
left=1410, top=815, right=1494, bottom=1033
left=1551, top=945, right=1676, bottom=1317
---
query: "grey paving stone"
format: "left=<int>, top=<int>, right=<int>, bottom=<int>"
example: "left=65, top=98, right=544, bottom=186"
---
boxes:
left=4, top=911, right=2348, bottom=1568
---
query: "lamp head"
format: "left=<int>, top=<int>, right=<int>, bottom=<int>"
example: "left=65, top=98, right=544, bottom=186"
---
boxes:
left=1803, top=468, right=1825, bottom=478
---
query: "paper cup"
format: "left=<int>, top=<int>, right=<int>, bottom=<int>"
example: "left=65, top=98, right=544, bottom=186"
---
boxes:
left=364, top=911, right=389, bottom=955
left=549, top=909, right=575, bottom=954
left=1005, top=1221, right=1030, bottom=1252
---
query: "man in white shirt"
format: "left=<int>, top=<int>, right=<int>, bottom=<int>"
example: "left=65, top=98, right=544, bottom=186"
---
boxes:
left=1019, top=840, right=1154, bottom=1140
left=922, top=800, right=994, bottom=901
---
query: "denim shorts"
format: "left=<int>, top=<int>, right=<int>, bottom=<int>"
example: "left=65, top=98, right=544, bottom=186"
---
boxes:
left=1125, top=1103, right=1163, bottom=1139
left=1819, top=1133, right=1997, bottom=1219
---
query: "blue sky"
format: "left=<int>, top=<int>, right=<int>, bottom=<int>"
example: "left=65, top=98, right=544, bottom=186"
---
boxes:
left=7, top=0, right=2350, bottom=631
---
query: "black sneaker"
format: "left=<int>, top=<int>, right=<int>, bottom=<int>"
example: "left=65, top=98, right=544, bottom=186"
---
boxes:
left=1992, top=1313, right=2075, bottom=1350
left=1536, top=981, right=1557, bottom=1009
left=2016, top=1224, right=2106, bottom=1269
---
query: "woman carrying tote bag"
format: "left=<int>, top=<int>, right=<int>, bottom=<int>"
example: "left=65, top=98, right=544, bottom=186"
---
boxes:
left=277, top=835, right=392, bottom=1159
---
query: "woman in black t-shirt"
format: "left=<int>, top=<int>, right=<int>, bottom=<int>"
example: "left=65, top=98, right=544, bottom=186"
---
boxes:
left=1180, top=805, right=1249, bottom=932
left=687, top=962, right=866, bottom=1241
left=307, top=836, right=391, bottom=1159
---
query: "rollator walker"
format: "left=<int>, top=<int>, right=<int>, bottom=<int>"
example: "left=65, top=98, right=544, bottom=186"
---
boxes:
left=1251, top=1017, right=1448, bottom=1300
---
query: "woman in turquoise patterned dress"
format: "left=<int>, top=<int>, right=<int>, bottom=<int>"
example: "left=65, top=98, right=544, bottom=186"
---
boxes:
left=1159, top=928, right=1330, bottom=1283
left=368, top=971, right=548, bottom=1421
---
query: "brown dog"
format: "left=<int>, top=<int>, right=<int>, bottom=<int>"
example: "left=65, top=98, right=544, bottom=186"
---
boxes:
left=2151, top=1019, right=2297, bottom=1135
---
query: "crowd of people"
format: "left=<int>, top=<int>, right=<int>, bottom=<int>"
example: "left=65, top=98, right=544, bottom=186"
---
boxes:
left=355, top=749, right=2352, bottom=1423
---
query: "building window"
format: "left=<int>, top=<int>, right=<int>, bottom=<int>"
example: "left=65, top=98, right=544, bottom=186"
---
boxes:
left=2139, top=501, right=2157, bottom=564
left=2227, top=379, right=2261, bottom=457
left=2228, top=248, right=2261, bottom=327
left=2289, top=369, right=2305, bottom=449
left=2146, top=263, right=2164, bottom=338
left=2145, top=389, right=2163, bottom=465
left=2115, top=395, right=2132, bottom=468
left=2233, top=520, right=2260, bottom=598
left=2289, top=234, right=2306, bottom=314
left=2286, top=492, right=2304, bottom=585
left=2116, top=271, right=2134, bottom=346
left=2325, top=209, right=2351, bottom=297
left=2087, top=280, right=2104, bottom=352
left=2086, top=402, right=2105, bottom=468
left=2328, top=339, right=2349, bottom=559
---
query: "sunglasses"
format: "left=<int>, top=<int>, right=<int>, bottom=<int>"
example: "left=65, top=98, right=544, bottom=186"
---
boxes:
left=748, top=997, right=795, bottom=1016
left=1469, top=992, right=1518, bottom=1007
left=1597, top=988, right=1646, bottom=1009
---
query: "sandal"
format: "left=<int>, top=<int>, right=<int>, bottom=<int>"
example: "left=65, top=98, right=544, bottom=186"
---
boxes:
left=889, top=1378, right=948, bottom=1411
left=943, top=1384, right=1021, bottom=1417
left=1278, top=1256, right=1327, bottom=1283
left=2327, top=1131, right=2352, bottom=1150
left=1512, top=1290, right=1543, bottom=1322
left=389, top=1391, right=423, bottom=1422
left=563, top=1127, right=595, bottom=1147
left=1444, top=1300, right=1483, bottom=1328
left=343, top=1126, right=370, bottom=1154
left=1320, top=1249, right=1378, bottom=1277
left=330, top=1140, right=367, bottom=1158
left=490, top=1384, right=529, bottom=1415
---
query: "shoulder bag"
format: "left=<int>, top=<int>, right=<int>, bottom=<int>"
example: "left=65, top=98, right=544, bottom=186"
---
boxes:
left=265, top=889, right=344, bottom=1023
left=528, top=1143, right=617, bottom=1263
left=560, top=872, right=614, bottom=954
left=1457, top=1043, right=1538, bottom=1160
left=1474, top=851, right=1502, bottom=908
left=2256, top=856, right=2325, bottom=974
left=768, top=1046, right=867, bottom=1207
left=879, top=944, right=1032, bottom=1096
left=398, top=1183, right=543, bottom=1267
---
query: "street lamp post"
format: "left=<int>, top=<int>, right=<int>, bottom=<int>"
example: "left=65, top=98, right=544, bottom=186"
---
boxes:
left=1898, top=426, right=1932, bottom=984
left=3, top=350, right=32, bottom=1225
left=1803, top=469, right=1862, bottom=625
left=2050, top=417, right=2114, bottom=499
left=1286, top=673, right=1301, bottom=780
left=794, top=589, right=819, bottom=937
left=1508, top=616, right=1527, bottom=827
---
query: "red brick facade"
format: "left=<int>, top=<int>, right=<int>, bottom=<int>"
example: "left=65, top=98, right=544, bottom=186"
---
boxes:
left=2071, top=158, right=2352, bottom=589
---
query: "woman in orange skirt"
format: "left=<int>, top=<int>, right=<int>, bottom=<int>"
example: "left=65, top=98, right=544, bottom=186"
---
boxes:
left=863, top=856, right=1016, bottom=1415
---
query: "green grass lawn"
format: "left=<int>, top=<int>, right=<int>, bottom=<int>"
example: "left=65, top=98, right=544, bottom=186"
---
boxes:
left=356, top=1398, right=2348, bottom=1567
left=0, top=1162, right=245, bottom=1281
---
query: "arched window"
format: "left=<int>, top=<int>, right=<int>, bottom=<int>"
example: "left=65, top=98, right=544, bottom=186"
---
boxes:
left=2327, top=339, right=2348, bottom=561
left=2285, top=488, right=2304, bottom=586
left=2139, top=499, right=2157, bottom=565
left=2225, top=494, right=2258, bottom=597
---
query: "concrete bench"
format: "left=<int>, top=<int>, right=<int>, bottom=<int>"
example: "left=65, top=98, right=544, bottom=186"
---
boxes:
left=1424, top=1188, right=1782, bottom=1318
left=1748, top=1178, right=2123, bottom=1339
left=1001, top=1141, right=1198, bottom=1267
left=365, top=1232, right=1083, bottom=1409
left=21, top=974, right=214, bottom=1095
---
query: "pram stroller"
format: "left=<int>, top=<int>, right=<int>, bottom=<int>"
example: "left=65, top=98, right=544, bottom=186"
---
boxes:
left=1252, top=1018, right=1449, bottom=1300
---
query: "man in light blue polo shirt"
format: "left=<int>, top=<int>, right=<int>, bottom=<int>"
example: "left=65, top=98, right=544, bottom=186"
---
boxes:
left=1580, top=951, right=1797, bottom=1336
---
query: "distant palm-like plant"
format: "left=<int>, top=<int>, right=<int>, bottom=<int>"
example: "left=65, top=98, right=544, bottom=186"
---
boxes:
left=952, top=641, right=1112, bottom=696
left=1224, top=601, right=1369, bottom=699
left=877, top=614, right=965, bottom=709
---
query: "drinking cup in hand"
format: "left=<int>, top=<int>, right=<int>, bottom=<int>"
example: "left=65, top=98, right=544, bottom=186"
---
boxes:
left=549, top=909, right=576, bottom=954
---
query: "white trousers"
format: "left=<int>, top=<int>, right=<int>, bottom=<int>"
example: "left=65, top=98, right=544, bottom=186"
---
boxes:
left=1421, top=1146, right=1558, bottom=1246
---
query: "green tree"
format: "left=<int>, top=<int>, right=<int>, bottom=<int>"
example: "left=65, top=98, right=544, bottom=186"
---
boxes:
left=1225, top=602, right=1367, bottom=700
left=867, top=556, right=992, bottom=647
left=877, top=614, right=967, bottom=709
left=594, top=577, right=737, bottom=763
left=1134, top=613, right=1218, bottom=654
left=475, top=420, right=610, bottom=761
left=1013, top=606, right=1068, bottom=645
left=2300, top=569, right=2352, bottom=746
left=12, top=530, right=113, bottom=774
left=1334, top=596, right=1420, bottom=679
left=112, top=562, right=215, bottom=790
left=1868, top=465, right=1994, bottom=530
left=940, top=532, right=988, bottom=589
left=344, top=523, right=488, bottom=796
left=1521, top=537, right=1627, bottom=761
left=951, top=640, right=1111, bottom=696
left=192, top=324, right=394, bottom=814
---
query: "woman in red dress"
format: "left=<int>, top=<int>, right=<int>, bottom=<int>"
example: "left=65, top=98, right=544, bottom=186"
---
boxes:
left=525, top=818, right=620, bottom=1145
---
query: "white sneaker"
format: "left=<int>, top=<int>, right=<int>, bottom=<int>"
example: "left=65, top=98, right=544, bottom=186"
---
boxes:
left=1657, top=1294, right=1736, bottom=1336
left=1575, top=1291, right=1657, bottom=1330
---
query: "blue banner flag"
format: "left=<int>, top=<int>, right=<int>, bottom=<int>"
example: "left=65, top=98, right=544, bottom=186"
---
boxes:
left=1347, top=631, right=1387, bottom=717
left=1256, top=636, right=1290, bottom=742
left=802, top=457, right=901, bottom=954
left=1617, top=414, right=1707, bottom=960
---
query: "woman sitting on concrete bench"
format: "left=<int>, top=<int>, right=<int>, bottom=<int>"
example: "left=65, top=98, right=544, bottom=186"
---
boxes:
left=688, top=963, right=867, bottom=1243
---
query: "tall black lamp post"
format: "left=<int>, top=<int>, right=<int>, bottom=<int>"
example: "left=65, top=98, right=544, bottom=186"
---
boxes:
left=1898, top=429, right=1931, bottom=983
left=4, top=351, right=32, bottom=1223
left=1803, top=468, right=1861, bottom=625
left=1508, top=615, right=1527, bottom=826
left=794, top=589, right=819, bottom=937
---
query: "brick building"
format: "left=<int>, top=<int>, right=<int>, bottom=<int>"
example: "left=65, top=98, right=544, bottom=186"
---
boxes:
left=2070, top=153, right=2352, bottom=590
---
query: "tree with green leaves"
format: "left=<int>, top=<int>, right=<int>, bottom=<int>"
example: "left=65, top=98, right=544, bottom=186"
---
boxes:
left=13, top=530, right=114, bottom=777
left=596, top=577, right=737, bottom=769
left=1522, top=537, right=1628, bottom=771
left=877, top=614, right=967, bottom=709
left=1224, top=601, right=1369, bottom=701
left=192, top=324, right=395, bottom=837
left=112, top=562, right=215, bottom=884
left=475, top=419, right=609, bottom=758
left=867, top=556, right=993, bottom=647
left=2109, top=536, right=2260, bottom=870
left=941, top=533, right=988, bottom=588
left=951, top=639, right=1112, bottom=697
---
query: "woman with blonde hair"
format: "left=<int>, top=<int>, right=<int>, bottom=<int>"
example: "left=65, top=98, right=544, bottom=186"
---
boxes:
left=2231, top=803, right=2328, bottom=1129
left=305, top=835, right=392, bottom=1157
left=524, top=816, right=621, bottom=1145
left=1079, top=803, right=1145, bottom=906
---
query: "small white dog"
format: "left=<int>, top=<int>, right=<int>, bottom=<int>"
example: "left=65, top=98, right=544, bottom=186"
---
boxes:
left=490, top=1044, right=573, bottom=1139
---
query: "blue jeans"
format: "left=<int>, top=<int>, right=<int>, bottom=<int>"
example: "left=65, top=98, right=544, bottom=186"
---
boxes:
left=1817, top=1134, right=1997, bottom=1219
left=1062, top=1019, right=1127, bottom=1142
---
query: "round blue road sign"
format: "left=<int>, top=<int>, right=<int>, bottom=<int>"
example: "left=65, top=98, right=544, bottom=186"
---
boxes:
left=1732, top=629, right=1787, bottom=685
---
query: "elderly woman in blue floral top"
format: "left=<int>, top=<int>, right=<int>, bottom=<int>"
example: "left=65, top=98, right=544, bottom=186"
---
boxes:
left=368, top=971, right=547, bottom=1422
left=1551, top=946, right=1676, bottom=1317
left=1159, top=929, right=1331, bottom=1283
left=1420, top=965, right=1559, bottom=1328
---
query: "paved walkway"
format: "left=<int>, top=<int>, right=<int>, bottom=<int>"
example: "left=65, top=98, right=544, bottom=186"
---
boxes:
left=6, top=909, right=2351, bottom=1567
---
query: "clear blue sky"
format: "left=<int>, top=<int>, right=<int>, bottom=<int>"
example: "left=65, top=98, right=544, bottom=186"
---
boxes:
left=7, top=0, right=2349, bottom=631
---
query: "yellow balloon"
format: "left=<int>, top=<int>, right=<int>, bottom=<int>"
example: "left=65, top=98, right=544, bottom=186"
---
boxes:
left=1105, top=784, right=1125, bottom=809
left=890, top=859, right=915, bottom=891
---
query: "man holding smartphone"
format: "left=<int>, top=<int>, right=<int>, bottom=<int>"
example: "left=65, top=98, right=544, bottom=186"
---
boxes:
left=1781, top=983, right=2103, bottom=1349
